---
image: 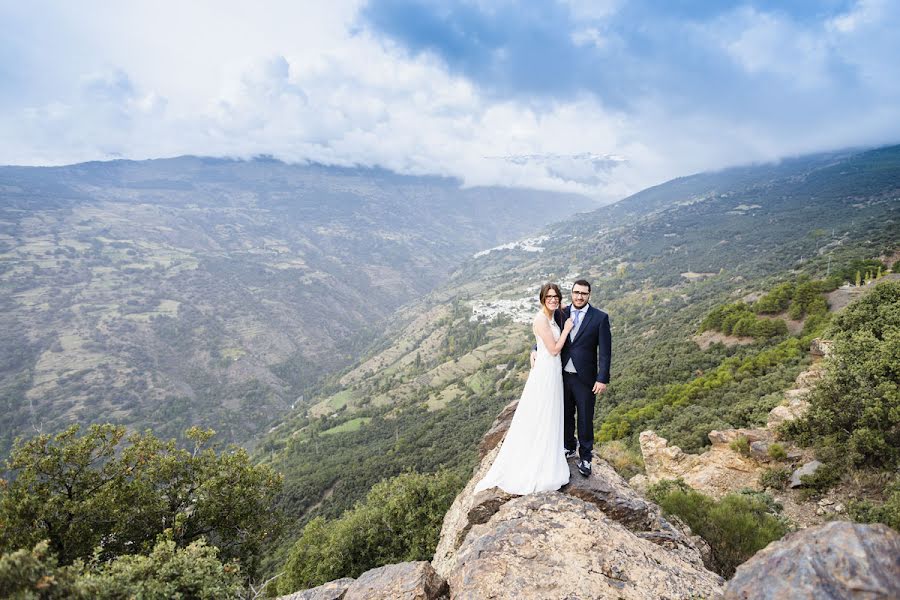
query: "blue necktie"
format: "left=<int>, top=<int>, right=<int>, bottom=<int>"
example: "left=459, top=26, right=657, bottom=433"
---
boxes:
left=572, top=309, right=581, bottom=329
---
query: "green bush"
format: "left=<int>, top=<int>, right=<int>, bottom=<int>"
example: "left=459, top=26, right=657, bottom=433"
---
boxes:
left=754, top=283, right=795, bottom=314
left=798, top=462, right=843, bottom=498
left=0, top=424, right=282, bottom=579
left=647, top=480, right=790, bottom=577
left=278, top=469, right=464, bottom=595
left=767, top=443, right=788, bottom=461
left=785, top=281, right=900, bottom=470
left=81, top=536, right=243, bottom=599
left=848, top=477, right=900, bottom=531
left=729, top=436, right=751, bottom=456
left=0, top=536, right=243, bottom=600
left=598, top=441, right=645, bottom=480
left=0, top=541, right=84, bottom=600
left=758, top=467, right=791, bottom=490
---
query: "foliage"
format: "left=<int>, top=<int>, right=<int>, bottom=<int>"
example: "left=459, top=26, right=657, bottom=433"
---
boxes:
left=766, top=443, right=787, bottom=461
left=598, top=337, right=806, bottom=448
left=758, top=467, right=791, bottom=490
left=80, top=536, right=244, bottom=600
left=785, top=281, right=900, bottom=470
left=0, top=536, right=243, bottom=600
left=647, top=480, right=790, bottom=577
left=597, top=441, right=645, bottom=480
left=0, top=541, right=84, bottom=600
left=729, top=436, right=750, bottom=456
left=699, top=302, right=788, bottom=339
left=848, top=476, right=900, bottom=531
left=0, top=424, right=282, bottom=579
left=753, top=282, right=795, bottom=314
left=277, top=470, right=464, bottom=595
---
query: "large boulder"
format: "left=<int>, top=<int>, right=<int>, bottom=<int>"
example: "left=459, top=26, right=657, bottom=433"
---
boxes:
left=343, top=562, right=448, bottom=600
left=277, top=578, right=354, bottom=600
left=561, top=456, right=710, bottom=569
left=724, top=521, right=900, bottom=599
left=448, top=492, right=724, bottom=599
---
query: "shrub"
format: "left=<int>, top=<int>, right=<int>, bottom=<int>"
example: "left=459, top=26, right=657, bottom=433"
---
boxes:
left=785, top=281, right=900, bottom=470
left=81, top=536, right=243, bottom=599
left=598, top=441, right=645, bottom=480
left=647, top=480, right=790, bottom=577
left=0, top=537, right=243, bottom=600
left=0, top=424, right=282, bottom=579
left=767, top=443, right=788, bottom=461
left=729, top=436, right=751, bottom=456
left=759, top=467, right=791, bottom=490
left=0, top=541, right=84, bottom=599
left=798, top=462, right=843, bottom=498
left=278, top=469, right=464, bottom=595
left=848, top=477, right=900, bottom=531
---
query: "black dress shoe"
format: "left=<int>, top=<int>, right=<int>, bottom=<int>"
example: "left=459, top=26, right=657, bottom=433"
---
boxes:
left=577, top=459, right=592, bottom=477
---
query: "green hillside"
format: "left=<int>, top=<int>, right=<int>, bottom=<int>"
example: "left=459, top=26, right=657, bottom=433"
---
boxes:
left=259, top=145, right=899, bottom=571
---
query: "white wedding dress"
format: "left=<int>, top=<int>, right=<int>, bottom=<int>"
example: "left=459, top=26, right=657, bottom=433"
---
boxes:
left=474, top=313, right=570, bottom=494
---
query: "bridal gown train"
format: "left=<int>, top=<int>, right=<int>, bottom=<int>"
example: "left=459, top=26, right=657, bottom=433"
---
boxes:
left=474, top=313, right=570, bottom=494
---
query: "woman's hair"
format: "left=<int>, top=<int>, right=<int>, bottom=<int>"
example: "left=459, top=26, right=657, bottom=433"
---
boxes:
left=539, top=282, right=563, bottom=317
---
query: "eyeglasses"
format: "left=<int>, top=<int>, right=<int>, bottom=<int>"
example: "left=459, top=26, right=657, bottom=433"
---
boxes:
left=544, top=295, right=560, bottom=300
left=572, top=291, right=590, bottom=296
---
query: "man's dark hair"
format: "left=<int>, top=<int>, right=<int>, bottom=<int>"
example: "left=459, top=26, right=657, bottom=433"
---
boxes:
left=573, top=279, right=591, bottom=292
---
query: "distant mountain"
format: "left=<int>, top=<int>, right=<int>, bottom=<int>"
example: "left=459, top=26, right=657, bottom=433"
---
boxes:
left=0, top=156, right=593, bottom=453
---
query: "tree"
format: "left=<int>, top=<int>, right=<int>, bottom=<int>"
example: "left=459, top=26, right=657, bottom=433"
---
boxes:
left=278, top=470, right=463, bottom=595
left=0, top=536, right=244, bottom=600
left=0, top=425, right=282, bottom=579
left=786, top=281, right=900, bottom=468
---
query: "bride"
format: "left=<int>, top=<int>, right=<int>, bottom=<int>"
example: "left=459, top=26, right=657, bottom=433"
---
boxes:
left=475, top=283, right=573, bottom=495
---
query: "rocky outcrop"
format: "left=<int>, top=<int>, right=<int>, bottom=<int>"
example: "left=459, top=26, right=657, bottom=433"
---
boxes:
left=636, top=350, right=828, bottom=500
left=279, top=563, right=448, bottom=600
left=809, top=337, right=834, bottom=357
left=634, top=430, right=767, bottom=499
left=448, top=492, right=724, bottom=599
left=343, top=562, right=448, bottom=600
left=435, top=404, right=711, bottom=579
left=277, top=578, right=354, bottom=600
left=724, top=521, right=900, bottom=599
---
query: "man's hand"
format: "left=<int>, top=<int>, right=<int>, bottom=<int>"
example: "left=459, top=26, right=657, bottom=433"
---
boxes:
left=592, top=382, right=607, bottom=395
left=530, top=350, right=537, bottom=368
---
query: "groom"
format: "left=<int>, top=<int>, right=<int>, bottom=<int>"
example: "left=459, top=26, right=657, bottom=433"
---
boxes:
left=555, top=279, right=611, bottom=477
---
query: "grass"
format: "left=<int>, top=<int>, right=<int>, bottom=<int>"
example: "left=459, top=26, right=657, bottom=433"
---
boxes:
left=321, top=417, right=372, bottom=435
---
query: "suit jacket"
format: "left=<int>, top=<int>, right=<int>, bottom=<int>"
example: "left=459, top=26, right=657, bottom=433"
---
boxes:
left=555, top=304, right=612, bottom=387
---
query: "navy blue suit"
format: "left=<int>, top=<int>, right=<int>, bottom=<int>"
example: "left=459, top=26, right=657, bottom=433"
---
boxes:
left=555, top=304, right=611, bottom=461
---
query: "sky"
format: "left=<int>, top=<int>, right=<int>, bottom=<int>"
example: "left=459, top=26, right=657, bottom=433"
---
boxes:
left=1, top=0, right=898, bottom=203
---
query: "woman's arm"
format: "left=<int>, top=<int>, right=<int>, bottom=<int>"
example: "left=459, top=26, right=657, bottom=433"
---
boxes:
left=533, top=314, right=572, bottom=356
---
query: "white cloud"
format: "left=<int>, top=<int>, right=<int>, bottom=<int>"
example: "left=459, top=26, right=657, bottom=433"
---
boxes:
left=0, top=1, right=899, bottom=204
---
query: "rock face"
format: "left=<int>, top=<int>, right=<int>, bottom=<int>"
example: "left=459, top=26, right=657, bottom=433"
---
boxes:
left=724, top=521, right=900, bottom=600
left=477, top=399, right=517, bottom=458
left=637, top=355, right=826, bottom=500
left=448, top=492, right=724, bottom=600
left=432, top=445, right=503, bottom=578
